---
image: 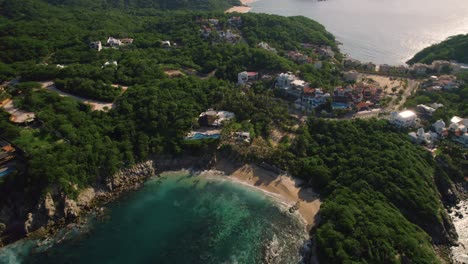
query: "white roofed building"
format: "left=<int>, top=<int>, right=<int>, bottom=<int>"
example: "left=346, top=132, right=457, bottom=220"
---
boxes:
left=107, top=37, right=122, bottom=47
left=432, top=120, right=446, bottom=134
left=90, top=41, right=102, bottom=51
left=391, top=110, right=417, bottom=128
left=417, top=104, right=436, bottom=116
left=408, top=128, right=433, bottom=144
left=276, top=72, right=297, bottom=89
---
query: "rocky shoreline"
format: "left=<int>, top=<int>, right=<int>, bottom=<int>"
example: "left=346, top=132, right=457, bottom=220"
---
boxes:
left=0, top=153, right=215, bottom=248
left=20, top=161, right=156, bottom=243
left=0, top=150, right=465, bottom=264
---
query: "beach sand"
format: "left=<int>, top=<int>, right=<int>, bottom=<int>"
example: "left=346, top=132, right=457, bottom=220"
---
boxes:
left=208, top=159, right=321, bottom=228
left=225, top=0, right=255, bottom=13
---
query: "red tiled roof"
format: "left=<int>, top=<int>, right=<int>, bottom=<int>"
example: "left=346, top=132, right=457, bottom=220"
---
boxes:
left=303, top=87, right=315, bottom=94
left=356, top=102, right=368, bottom=110
left=2, top=145, right=14, bottom=152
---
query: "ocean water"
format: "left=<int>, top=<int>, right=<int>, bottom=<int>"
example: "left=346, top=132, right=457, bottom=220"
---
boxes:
left=0, top=172, right=307, bottom=264
left=250, top=0, right=468, bottom=65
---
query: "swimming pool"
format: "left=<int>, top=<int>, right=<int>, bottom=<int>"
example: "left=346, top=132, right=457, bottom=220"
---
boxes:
left=0, top=168, right=14, bottom=177
left=185, top=133, right=221, bottom=140
left=332, top=102, right=350, bottom=109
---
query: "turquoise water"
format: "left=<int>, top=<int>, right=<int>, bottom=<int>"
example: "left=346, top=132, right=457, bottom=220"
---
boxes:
left=0, top=172, right=307, bottom=264
left=0, top=168, right=14, bottom=177
left=185, top=133, right=221, bottom=140
left=331, top=102, right=349, bottom=109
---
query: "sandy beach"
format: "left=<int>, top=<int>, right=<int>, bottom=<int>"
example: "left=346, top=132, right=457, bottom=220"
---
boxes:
left=225, top=0, right=254, bottom=13
left=204, top=159, right=321, bottom=227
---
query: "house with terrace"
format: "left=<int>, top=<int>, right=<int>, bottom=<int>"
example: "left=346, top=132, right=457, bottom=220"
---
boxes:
left=295, top=88, right=330, bottom=112
left=238, top=71, right=259, bottom=85
left=287, top=51, right=312, bottom=64
left=90, top=41, right=102, bottom=51
left=390, top=110, right=418, bottom=128
left=198, top=110, right=235, bottom=128
left=0, top=140, right=15, bottom=166
left=408, top=128, right=436, bottom=145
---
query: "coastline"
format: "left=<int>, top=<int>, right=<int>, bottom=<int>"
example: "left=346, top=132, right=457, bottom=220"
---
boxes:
left=154, top=162, right=321, bottom=227
left=225, top=0, right=254, bottom=13
left=209, top=158, right=321, bottom=227
left=450, top=200, right=468, bottom=263
left=0, top=153, right=321, bottom=246
left=0, top=165, right=314, bottom=263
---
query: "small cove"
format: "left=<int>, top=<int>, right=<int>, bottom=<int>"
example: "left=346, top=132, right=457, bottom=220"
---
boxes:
left=0, top=171, right=309, bottom=264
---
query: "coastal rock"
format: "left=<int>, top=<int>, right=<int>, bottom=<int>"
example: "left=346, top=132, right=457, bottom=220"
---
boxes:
left=289, top=202, right=300, bottom=213
left=0, top=222, right=6, bottom=235
left=77, top=188, right=96, bottom=208
left=64, top=197, right=80, bottom=220
left=24, top=213, right=34, bottom=234
left=264, top=234, right=282, bottom=264
left=44, top=192, right=56, bottom=219
left=105, top=161, right=155, bottom=192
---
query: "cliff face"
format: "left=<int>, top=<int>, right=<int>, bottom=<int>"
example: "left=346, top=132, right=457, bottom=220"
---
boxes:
left=0, top=153, right=216, bottom=246
left=0, top=161, right=156, bottom=245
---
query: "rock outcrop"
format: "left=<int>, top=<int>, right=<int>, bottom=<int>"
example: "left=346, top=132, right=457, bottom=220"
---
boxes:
left=264, top=234, right=281, bottom=264
left=105, top=161, right=155, bottom=193
left=17, top=161, right=156, bottom=238
left=77, top=188, right=96, bottom=209
left=64, top=197, right=80, bottom=221
left=44, top=193, right=56, bottom=219
left=24, top=213, right=34, bottom=234
left=0, top=155, right=216, bottom=245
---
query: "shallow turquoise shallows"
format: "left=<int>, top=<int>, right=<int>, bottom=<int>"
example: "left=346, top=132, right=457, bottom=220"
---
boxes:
left=1, top=172, right=306, bottom=264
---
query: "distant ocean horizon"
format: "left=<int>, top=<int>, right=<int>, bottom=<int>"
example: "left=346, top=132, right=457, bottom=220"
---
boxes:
left=250, top=0, right=468, bottom=65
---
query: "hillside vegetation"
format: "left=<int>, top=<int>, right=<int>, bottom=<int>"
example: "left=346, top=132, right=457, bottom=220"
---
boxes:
left=0, top=0, right=337, bottom=227
left=408, top=34, right=468, bottom=64
left=0, top=0, right=460, bottom=262
left=1, top=0, right=241, bottom=12
left=264, top=119, right=450, bottom=263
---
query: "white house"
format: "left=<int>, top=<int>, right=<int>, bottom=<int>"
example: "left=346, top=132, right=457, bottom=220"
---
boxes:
left=291, top=79, right=307, bottom=90
left=107, top=37, right=121, bottom=47
left=408, top=128, right=432, bottom=144
left=417, top=104, right=436, bottom=116
left=198, top=110, right=235, bottom=127
left=298, top=88, right=330, bottom=111
left=432, top=120, right=446, bottom=134
left=90, top=41, right=102, bottom=51
left=276, top=72, right=297, bottom=89
left=391, top=110, right=417, bottom=128
left=238, top=71, right=259, bottom=85
left=104, top=61, right=118, bottom=67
